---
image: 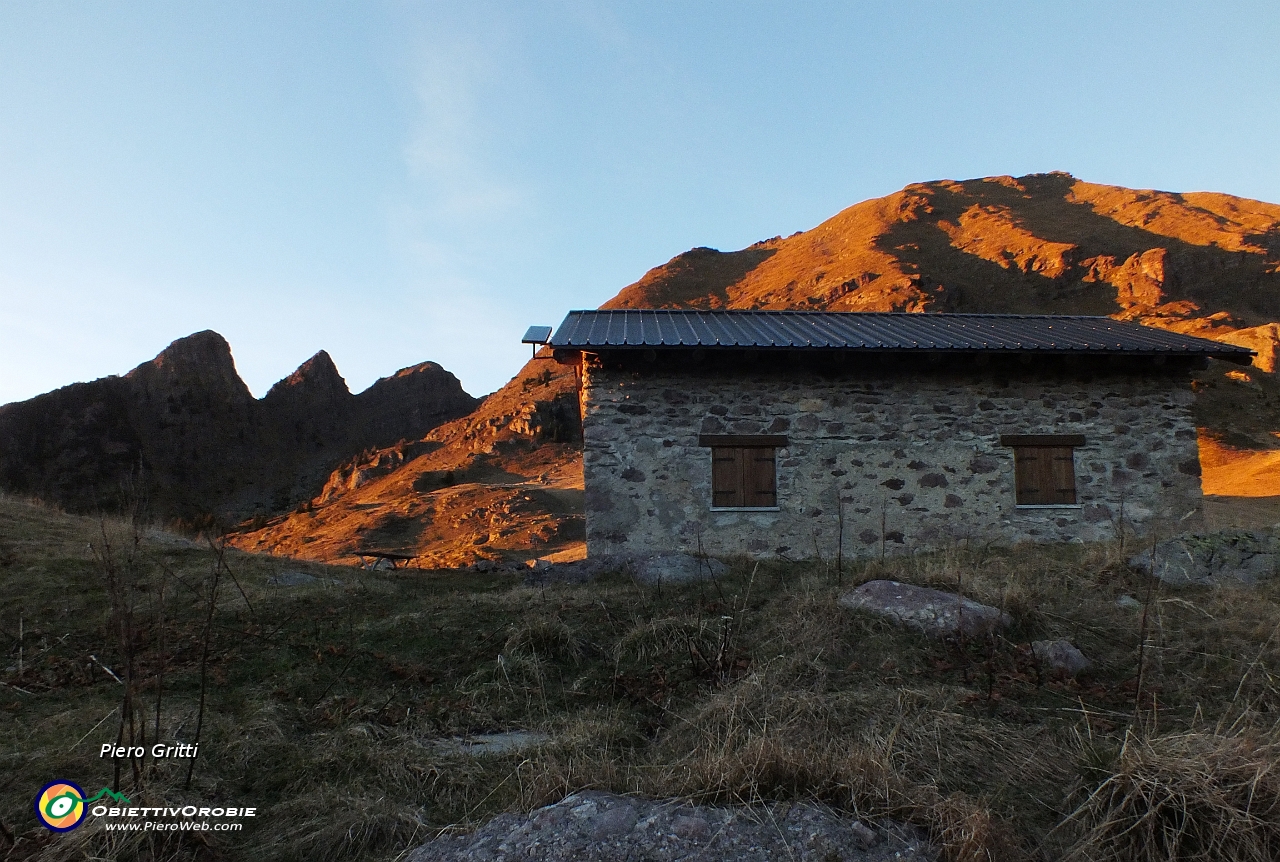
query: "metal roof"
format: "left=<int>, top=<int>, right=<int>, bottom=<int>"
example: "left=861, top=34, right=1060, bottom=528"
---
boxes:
left=550, top=310, right=1254, bottom=363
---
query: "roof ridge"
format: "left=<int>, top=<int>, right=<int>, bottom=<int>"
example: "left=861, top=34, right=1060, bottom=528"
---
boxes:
left=551, top=309, right=1254, bottom=362
left=574, top=309, right=1119, bottom=320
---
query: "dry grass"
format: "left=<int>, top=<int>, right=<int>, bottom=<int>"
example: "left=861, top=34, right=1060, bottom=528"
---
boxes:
left=1062, top=728, right=1280, bottom=862
left=5, top=494, right=1280, bottom=861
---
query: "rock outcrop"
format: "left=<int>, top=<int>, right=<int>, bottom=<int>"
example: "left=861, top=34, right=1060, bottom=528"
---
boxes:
left=1130, top=530, right=1280, bottom=587
left=1215, top=323, right=1280, bottom=374
left=403, top=790, right=935, bottom=862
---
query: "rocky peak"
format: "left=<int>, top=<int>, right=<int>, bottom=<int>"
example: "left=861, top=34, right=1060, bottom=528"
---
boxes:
left=263, top=350, right=351, bottom=407
left=390, top=361, right=445, bottom=379
left=353, top=361, right=480, bottom=446
left=359, top=361, right=467, bottom=402
left=124, top=330, right=254, bottom=406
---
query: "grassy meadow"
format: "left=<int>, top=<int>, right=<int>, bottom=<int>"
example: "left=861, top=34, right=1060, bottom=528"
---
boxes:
left=3, top=494, right=1280, bottom=861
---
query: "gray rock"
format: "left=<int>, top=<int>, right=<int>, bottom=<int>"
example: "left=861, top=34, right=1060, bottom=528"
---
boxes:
left=402, top=790, right=935, bottom=862
left=524, top=555, right=631, bottom=586
left=426, top=731, right=551, bottom=757
left=266, top=570, right=342, bottom=587
left=589, top=801, right=639, bottom=839
left=524, top=553, right=726, bottom=587
left=1130, top=530, right=1280, bottom=587
left=1116, top=594, right=1143, bottom=611
left=472, top=559, right=524, bottom=574
left=144, top=528, right=200, bottom=549
left=630, top=552, right=727, bottom=585
left=1031, top=639, right=1092, bottom=677
left=839, top=580, right=1010, bottom=638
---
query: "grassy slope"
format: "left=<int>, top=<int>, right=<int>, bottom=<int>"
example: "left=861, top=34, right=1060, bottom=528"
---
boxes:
left=5, top=497, right=1280, bottom=861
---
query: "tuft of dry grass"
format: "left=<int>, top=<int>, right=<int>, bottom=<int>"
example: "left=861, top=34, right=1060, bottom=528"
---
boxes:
left=503, top=617, right=583, bottom=664
left=1062, top=728, right=1280, bottom=862
left=251, top=789, right=429, bottom=862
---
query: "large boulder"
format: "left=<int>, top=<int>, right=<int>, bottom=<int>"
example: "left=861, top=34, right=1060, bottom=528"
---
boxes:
left=839, top=580, right=1010, bottom=638
left=1129, top=531, right=1280, bottom=587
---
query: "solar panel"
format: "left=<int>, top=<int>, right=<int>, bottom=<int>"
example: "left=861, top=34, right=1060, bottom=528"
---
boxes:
left=522, top=325, right=553, bottom=345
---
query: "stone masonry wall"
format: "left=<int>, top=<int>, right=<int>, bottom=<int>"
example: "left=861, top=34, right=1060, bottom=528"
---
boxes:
left=581, top=359, right=1203, bottom=559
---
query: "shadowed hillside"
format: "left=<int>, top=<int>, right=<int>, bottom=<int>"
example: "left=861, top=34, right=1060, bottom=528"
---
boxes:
left=0, top=332, right=479, bottom=521
left=194, top=174, right=1280, bottom=563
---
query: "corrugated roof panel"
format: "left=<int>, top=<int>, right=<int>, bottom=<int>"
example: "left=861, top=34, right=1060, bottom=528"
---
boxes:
left=548, top=309, right=1255, bottom=362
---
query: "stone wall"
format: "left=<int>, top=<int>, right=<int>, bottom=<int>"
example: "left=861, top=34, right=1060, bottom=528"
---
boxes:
left=580, top=358, right=1203, bottom=559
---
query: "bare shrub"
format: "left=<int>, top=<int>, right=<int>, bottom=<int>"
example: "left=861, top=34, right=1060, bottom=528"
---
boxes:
left=614, top=614, right=743, bottom=680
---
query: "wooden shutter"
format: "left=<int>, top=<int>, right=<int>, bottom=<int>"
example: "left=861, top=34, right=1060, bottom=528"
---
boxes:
left=712, top=447, right=744, bottom=508
left=1048, top=447, right=1077, bottom=504
left=1012, top=445, right=1077, bottom=505
left=711, top=446, right=776, bottom=508
left=745, top=448, right=776, bottom=507
left=1013, top=447, right=1047, bottom=505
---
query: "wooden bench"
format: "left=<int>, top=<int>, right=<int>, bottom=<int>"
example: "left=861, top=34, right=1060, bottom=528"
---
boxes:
left=353, top=550, right=417, bottom=570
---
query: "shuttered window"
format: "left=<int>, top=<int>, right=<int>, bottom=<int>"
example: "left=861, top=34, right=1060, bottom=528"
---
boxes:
left=1000, top=435, right=1084, bottom=506
left=700, top=434, right=786, bottom=509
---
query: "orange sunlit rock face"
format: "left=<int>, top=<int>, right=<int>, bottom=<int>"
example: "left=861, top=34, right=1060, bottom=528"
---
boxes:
left=605, top=172, right=1280, bottom=328
left=1199, top=435, right=1280, bottom=498
left=225, top=353, right=587, bottom=568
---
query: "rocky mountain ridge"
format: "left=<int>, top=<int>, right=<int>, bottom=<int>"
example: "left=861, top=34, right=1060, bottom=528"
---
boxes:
left=230, top=172, right=1280, bottom=567
left=0, top=331, right=478, bottom=521
left=606, top=173, right=1280, bottom=329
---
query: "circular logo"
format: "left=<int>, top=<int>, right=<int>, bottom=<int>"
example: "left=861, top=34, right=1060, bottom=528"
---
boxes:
left=35, top=780, right=87, bottom=832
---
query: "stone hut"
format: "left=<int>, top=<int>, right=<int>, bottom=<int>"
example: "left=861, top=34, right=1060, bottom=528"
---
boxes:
left=549, top=310, right=1254, bottom=560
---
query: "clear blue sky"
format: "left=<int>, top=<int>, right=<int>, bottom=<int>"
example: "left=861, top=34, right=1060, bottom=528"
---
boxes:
left=2, top=2, right=1278, bottom=403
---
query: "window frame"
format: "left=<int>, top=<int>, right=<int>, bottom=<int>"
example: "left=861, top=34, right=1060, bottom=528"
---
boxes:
left=699, top=434, right=786, bottom=511
left=1000, top=434, right=1085, bottom=509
